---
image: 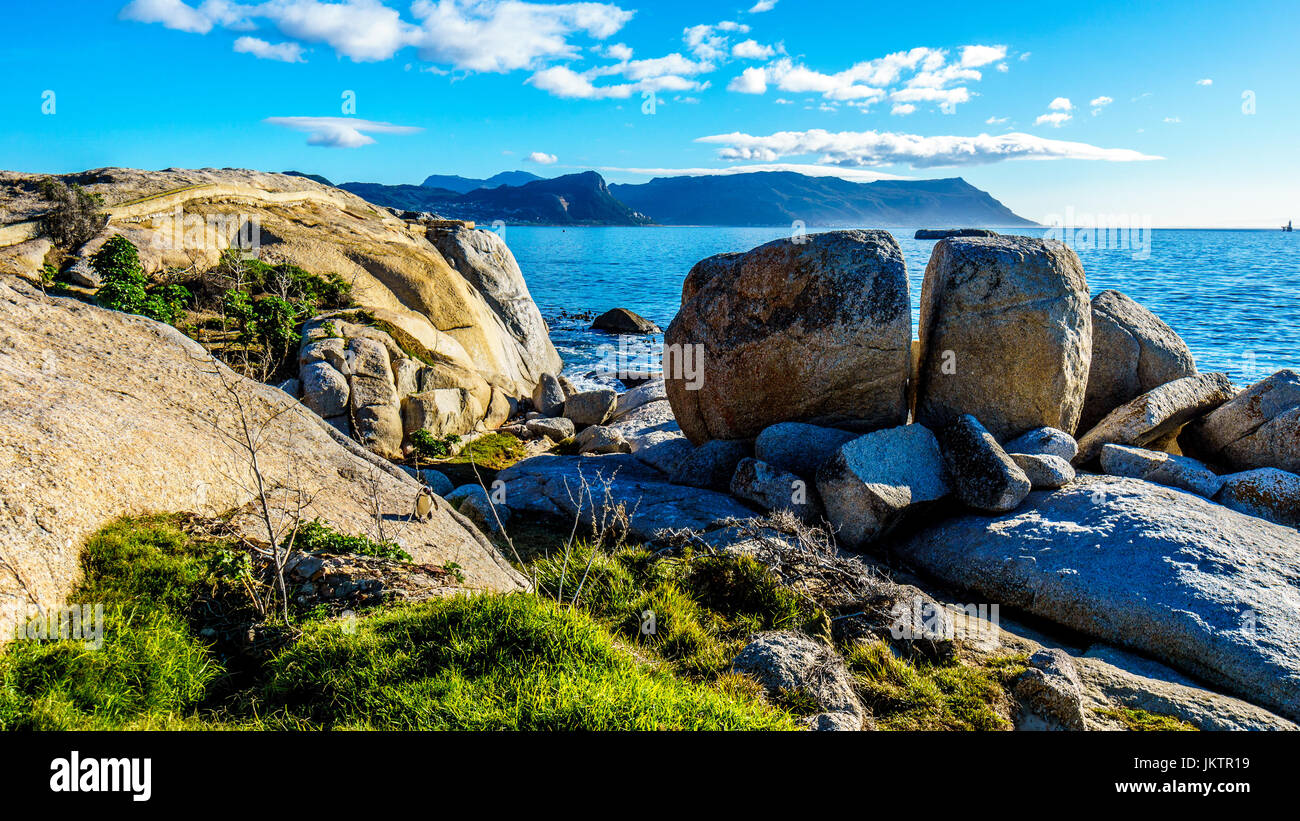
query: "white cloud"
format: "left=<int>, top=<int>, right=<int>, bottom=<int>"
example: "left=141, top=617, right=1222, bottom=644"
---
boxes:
left=728, top=66, right=768, bottom=94
left=1196, top=78, right=1212, bottom=86
left=732, top=39, right=775, bottom=59
left=959, top=44, right=1006, bottom=67
left=727, top=45, right=1005, bottom=112
left=1048, top=97, right=1073, bottom=111
left=526, top=151, right=558, bottom=164
left=747, top=0, right=778, bottom=11
left=601, top=42, right=633, bottom=61
left=1090, top=95, right=1112, bottom=115
left=1164, top=116, right=1181, bottom=123
left=120, top=0, right=635, bottom=68
left=233, top=36, right=305, bottom=62
left=531, top=49, right=710, bottom=98
left=1019, top=51, right=1031, bottom=61
left=986, top=115, right=1008, bottom=125
left=527, top=65, right=633, bottom=98
left=683, top=21, right=748, bottom=61
left=120, top=0, right=214, bottom=33
left=1035, top=112, right=1071, bottom=127
left=891, top=103, right=916, bottom=115
left=598, top=162, right=910, bottom=181
left=695, top=128, right=1163, bottom=167
left=264, top=116, right=421, bottom=147
left=411, top=0, right=634, bottom=71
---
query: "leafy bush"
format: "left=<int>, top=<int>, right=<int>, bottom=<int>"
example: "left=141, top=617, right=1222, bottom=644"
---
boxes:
left=37, top=177, right=107, bottom=249
left=410, top=429, right=461, bottom=460
left=288, top=519, right=411, bottom=562
left=92, top=236, right=190, bottom=323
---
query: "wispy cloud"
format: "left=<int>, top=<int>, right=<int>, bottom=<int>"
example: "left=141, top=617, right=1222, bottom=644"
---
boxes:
left=234, top=36, right=305, bottom=63
left=1034, top=97, right=1072, bottom=127
left=695, top=128, right=1164, bottom=167
left=747, top=0, right=778, bottom=12
left=596, top=162, right=910, bottom=181
left=264, top=116, right=421, bottom=148
left=1196, top=78, right=1213, bottom=86
left=1089, top=95, right=1112, bottom=115
left=725, top=45, right=1006, bottom=113
left=121, top=0, right=635, bottom=68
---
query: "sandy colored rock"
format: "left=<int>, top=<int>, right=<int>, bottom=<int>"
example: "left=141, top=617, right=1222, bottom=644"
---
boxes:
left=0, top=167, right=554, bottom=420
left=531, top=372, right=566, bottom=416
left=575, top=424, right=631, bottom=455
left=0, top=277, right=525, bottom=638
left=914, top=236, right=1091, bottom=440
left=1214, top=467, right=1300, bottom=528
left=1187, top=370, right=1300, bottom=473
left=665, top=230, right=911, bottom=444
left=403, top=388, right=479, bottom=439
left=1079, top=290, right=1198, bottom=432
left=1074, top=373, right=1236, bottom=465
left=563, top=387, right=616, bottom=427
left=426, top=224, right=563, bottom=391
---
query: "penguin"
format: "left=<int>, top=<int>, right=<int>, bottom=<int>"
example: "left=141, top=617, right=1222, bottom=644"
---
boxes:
left=414, top=487, right=435, bottom=521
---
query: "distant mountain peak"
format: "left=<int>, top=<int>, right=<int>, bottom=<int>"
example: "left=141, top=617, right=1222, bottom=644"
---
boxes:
left=420, top=170, right=543, bottom=193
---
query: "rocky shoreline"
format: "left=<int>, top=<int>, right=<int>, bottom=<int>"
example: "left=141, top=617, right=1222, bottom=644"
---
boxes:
left=462, top=230, right=1300, bottom=727
left=2, top=168, right=1297, bottom=731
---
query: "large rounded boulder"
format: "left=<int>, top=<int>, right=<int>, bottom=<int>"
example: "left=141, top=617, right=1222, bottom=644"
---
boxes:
left=1079, top=290, right=1198, bottom=432
left=664, top=230, right=911, bottom=444
left=913, top=236, right=1091, bottom=441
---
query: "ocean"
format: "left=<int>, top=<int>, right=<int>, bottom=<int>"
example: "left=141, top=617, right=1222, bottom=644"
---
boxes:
left=501, top=226, right=1300, bottom=391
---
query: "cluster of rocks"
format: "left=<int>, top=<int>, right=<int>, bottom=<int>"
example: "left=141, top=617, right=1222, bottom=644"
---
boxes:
left=297, top=313, right=514, bottom=460
left=487, top=229, right=1300, bottom=726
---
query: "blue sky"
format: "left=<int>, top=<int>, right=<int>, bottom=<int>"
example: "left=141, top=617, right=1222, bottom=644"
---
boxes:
left=2, top=0, right=1297, bottom=226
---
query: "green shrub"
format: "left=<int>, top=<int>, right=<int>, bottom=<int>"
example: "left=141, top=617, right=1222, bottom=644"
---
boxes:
left=410, top=429, right=461, bottom=460
left=38, top=177, right=107, bottom=249
left=92, top=236, right=190, bottom=323
left=289, top=519, right=411, bottom=562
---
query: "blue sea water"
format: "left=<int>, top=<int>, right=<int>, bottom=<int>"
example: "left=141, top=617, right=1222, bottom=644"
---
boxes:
left=501, top=226, right=1300, bottom=390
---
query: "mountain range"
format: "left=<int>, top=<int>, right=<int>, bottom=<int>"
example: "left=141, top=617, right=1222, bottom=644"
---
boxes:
left=322, top=169, right=1037, bottom=228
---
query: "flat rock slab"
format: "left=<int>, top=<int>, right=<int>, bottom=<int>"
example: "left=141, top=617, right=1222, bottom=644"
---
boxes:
left=1074, top=373, right=1236, bottom=465
left=496, top=453, right=757, bottom=540
left=889, top=474, right=1300, bottom=721
left=1099, top=443, right=1224, bottom=497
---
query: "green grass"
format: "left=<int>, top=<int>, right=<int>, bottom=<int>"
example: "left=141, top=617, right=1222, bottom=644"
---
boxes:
left=257, top=594, right=794, bottom=730
left=1096, top=707, right=1198, bottom=731
left=530, top=542, right=826, bottom=681
left=444, top=432, right=528, bottom=470
left=0, top=515, right=793, bottom=731
left=844, top=641, right=1025, bottom=731
left=0, top=516, right=222, bottom=730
